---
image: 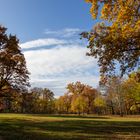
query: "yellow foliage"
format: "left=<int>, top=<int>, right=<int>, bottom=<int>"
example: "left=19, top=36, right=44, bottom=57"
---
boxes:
left=85, top=0, right=140, bottom=40
left=83, top=0, right=140, bottom=77
left=85, top=0, right=92, bottom=3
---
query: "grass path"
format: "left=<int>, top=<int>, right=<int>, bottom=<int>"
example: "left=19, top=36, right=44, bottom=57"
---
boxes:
left=0, top=114, right=140, bottom=140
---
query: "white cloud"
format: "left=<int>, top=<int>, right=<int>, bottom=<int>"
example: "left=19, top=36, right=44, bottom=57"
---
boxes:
left=23, top=44, right=99, bottom=96
left=20, top=38, right=66, bottom=49
left=22, top=28, right=99, bottom=96
left=24, top=45, right=97, bottom=77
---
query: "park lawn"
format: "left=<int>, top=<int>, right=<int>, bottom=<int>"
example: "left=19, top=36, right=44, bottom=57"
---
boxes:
left=0, top=114, right=140, bottom=140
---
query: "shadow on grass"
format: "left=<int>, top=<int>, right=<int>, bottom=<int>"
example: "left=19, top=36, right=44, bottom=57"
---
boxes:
left=0, top=115, right=140, bottom=140
left=25, top=114, right=110, bottom=119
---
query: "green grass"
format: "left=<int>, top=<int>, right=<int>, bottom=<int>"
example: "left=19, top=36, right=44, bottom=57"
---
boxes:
left=0, top=114, right=140, bottom=140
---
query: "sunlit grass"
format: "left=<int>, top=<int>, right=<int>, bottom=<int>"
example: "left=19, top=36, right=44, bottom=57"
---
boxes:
left=0, top=114, right=140, bottom=140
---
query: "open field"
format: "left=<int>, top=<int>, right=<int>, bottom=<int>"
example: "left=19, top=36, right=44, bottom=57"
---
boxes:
left=0, top=114, right=140, bottom=140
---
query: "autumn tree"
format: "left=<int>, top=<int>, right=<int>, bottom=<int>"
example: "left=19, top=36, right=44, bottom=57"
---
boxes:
left=55, top=96, right=66, bottom=113
left=0, top=26, right=30, bottom=96
left=82, top=85, right=97, bottom=114
left=55, top=93, right=72, bottom=114
left=105, top=76, right=125, bottom=116
left=10, top=90, right=23, bottom=113
left=67, top=81, right=97, bottom=114
left=30, top=87, right=55, bottom=113
left=122, top=71, right=140, bottom=114
left=71, top=95, right=87, bottom=115
left=62, top=93, right=72, bottom=113
left=94, top=96, right=106, bottom=115
left=42, top=88, right=55, bottom=113
left=82, top=0, right=140, bottom=79
left=67, top=81, right=85, bottom=95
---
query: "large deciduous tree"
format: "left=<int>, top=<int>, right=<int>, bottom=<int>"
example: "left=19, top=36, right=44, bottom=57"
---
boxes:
left=67, top=81, right=97, bottom=114
left=82, top=0, right=140, bottom=78
left=0, top=26, right=30, bottom=96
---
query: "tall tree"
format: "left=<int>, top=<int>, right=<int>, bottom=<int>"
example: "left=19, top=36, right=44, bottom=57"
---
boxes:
left=42, top=88, right=55, bottom=113
left=105, top=76, right=125, bottom=116
left=0, top=26, right=30, bottom=96
left=67, top=81, right=85, bottom=95
left=82, top=0, right=140, bottom=78
left=67, top=82, right=97, bottom=114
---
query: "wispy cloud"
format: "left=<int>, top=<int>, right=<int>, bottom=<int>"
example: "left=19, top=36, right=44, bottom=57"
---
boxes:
left=20, top=38, right=66, bottom=49
left=44, top=28, right=81, bottom=38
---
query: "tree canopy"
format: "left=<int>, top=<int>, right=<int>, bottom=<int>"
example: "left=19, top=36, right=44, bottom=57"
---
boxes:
left=82, top=0, right=140, bottom=78
left=0, top=26, right=30, bottom=96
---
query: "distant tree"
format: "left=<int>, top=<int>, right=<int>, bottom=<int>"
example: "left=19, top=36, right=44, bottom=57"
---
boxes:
left=81, top=0, right=140, bottom=78
left=55, top=96, right=66, bottom=114
left=105, top=76, right=125, bottom=116
left=82, top=85, right=97, bottom=114
left=122, top=72, right=140, bottom=114
left=42, top=88, right=55, bottom=113
left=71, top=95, right=87, bottom=115
left=94, top=96, right=106, bottom=115
left=63, top=93, right=72, bottom=113
left=67, top=81, right=97, bottom=114
left=30, top=87, right=55, bottom=113
left=42, top=88, right=54, bottom=100
left=0, top=26, right=30, bottom=96
left=67, top=81, right=85, bottom=95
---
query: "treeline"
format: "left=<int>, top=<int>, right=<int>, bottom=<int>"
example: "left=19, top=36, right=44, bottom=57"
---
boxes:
left=0, top=71, right=139, bottom=115
left=56, top=72, right=140, bottom=115
left=0, top=88, right=55, bottom=113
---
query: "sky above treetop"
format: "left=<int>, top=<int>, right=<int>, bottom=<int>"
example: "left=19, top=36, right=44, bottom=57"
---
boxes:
left=0, top=0, right=100, bottom=96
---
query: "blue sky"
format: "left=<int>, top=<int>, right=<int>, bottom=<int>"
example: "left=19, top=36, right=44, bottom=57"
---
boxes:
left=0, top=0, right=100, bottom=96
